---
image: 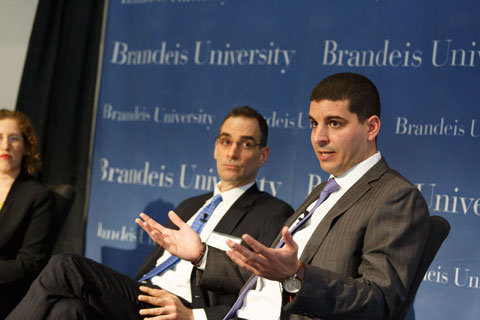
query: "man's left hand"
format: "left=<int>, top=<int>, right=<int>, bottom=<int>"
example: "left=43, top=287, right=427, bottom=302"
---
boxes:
left=226, top=226, right=301, bottom=281
left=138, top=286, right=193, bottom=320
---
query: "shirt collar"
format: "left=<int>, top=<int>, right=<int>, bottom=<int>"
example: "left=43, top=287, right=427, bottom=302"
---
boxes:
left=332, top=151, right=382, bottom=192
left=213, top=181, right=255, bottom=206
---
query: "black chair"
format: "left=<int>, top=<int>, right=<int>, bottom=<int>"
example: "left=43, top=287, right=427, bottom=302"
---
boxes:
left=393, top=215, right=451, bottom=320
left=48, top=184, right=76, bottom=254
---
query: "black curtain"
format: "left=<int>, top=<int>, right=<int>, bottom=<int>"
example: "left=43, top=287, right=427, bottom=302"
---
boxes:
left=16, top=0, right=105, bottom=254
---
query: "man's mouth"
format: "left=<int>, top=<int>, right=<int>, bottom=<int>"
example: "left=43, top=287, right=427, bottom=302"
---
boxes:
left=318, top=151, right=334, bottom=160
left=319, top=150, right=334, bottom=155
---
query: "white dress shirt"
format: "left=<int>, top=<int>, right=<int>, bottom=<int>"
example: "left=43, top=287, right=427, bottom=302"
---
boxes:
left=236, top=152, right=382, bottom=320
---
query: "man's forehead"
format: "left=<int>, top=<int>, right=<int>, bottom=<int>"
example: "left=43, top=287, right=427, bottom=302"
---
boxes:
left=309, top=99, right=352, bottom=116
left=219, top=116, right=260, bottom=136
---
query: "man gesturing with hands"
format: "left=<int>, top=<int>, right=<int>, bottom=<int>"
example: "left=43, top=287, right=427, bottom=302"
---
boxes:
left=139, top=73, right=430, bottom=320
left=8, top=106, right=293, bottom=320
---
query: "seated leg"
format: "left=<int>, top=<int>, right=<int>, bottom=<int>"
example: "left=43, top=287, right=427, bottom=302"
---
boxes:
left=47, top=298, right=103, bottom=320
left=7, top=253, right=147, bottom=319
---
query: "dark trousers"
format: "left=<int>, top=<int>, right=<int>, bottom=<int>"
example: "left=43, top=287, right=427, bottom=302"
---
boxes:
left=7, top=253, right=156, bottom=320
left=0, top=282, right=29, bottom=319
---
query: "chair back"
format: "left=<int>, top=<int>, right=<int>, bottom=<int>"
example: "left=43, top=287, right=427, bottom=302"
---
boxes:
left=48, top=184, right=76, bottom=254
left=393, top=215, right=451, bottom=320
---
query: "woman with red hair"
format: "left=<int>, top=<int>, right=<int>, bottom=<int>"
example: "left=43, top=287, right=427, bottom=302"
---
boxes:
left=0, top=109, right=54, bottom=317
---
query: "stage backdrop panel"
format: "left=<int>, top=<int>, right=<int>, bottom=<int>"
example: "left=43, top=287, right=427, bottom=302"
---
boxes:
left=86, top=1, right=480, bottom=318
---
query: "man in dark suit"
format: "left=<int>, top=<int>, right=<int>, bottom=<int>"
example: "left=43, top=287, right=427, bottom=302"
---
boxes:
left=7, top=106, right=293, bottom=320
left=139, top=73, right=430, bottom=319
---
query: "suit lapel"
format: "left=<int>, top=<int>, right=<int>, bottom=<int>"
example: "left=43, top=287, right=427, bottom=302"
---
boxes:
left=269, top=186, right=323, bottom=246
left=213, top=184, right=261, bottom=235
left=300, top=158, right=390, bottom=263
left=0, top=177, right=23, bottom=247
left=236, top=184, right=323, bottom=292
left=171, top=194, right=212, bottom=228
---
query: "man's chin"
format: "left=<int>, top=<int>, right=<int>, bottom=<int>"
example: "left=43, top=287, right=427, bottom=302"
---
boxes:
left=319, top=163, right=336, bottom=176
left=219, top=174, right=240, bottom=184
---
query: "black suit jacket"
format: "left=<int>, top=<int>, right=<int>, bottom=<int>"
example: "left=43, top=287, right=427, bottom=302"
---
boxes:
left=0, top=174, right=54, bottom=317
left=199, top=159, right=430, bottom=320
left=135, top=183, right=294, bottom=318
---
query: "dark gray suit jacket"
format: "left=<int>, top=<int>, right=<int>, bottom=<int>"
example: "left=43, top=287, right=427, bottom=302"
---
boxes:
left=135, top=183, right=294, bottom=319
left=199, top=158, right=430, bottom=320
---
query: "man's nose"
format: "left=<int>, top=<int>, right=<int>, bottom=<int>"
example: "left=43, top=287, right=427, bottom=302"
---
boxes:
left=226, top=142, right=241, bottom=158
left=312, top=126, right=329, bottom=145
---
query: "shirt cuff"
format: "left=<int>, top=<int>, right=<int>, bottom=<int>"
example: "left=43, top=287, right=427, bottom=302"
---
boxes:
left=192, top=308, right=208, bottom=320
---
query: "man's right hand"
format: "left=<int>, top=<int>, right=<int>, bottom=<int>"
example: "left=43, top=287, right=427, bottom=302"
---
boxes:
left=138, top=286, right=194, bottom=320
left=136, top=211, right=203, bottom=262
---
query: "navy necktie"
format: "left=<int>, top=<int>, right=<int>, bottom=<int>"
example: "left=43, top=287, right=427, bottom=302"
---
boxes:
left=223, top=178, right=340, bottom=319
left=138, top=194, right=223, bottom=282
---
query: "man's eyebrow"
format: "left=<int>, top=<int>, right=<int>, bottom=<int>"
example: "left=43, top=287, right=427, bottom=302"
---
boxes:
left=325, top=115, right=348, bottom=122
left=309, top=115, right=347, bottom=122
left=239, top=135, right=256, bottom=141
left=219, top=133, right=231, bottom=137
left=219, top=133, right=256, bottom=141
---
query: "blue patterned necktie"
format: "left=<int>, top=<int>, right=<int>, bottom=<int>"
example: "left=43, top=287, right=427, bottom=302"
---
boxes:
left=138, top=194, right=223, bottom=282
left=223, top=178, right=340, bottom=319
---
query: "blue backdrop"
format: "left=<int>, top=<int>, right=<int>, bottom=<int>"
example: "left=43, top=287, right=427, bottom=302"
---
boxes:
left=86, top=1, right=480, bottom=318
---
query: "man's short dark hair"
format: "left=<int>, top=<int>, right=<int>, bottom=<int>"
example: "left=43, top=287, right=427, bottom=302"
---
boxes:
left=220, top=106, right=268, bottom=146
left=310, top=72, right=381, bottom=122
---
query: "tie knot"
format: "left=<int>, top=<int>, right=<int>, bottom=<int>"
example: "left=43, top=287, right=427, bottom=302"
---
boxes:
left=211, top=194, right=223, bottom=206
left=323, top=178, right=340, bottom=195
left=317, top=178, right=339, bottom=204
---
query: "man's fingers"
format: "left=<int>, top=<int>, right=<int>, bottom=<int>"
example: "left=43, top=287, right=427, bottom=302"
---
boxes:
left=242, top=234, right=269, bottom=255
left=281, top=226, right=298, bottom=250
left=139, top=285, right=152, bottom=294
left=136, top=213, right=165, bottom=234
left=226, top=241, right=250, bottom=262
left=138, top=293, right=162, bottom=306
left=138, top=287, right=172, bottom=308
left=135, top=215, right=152, bottom=233
left=226, top=239, right=257, bottom=260
left=226, top=239, right=270, bottom=274
left=141, top=213, right=164, bottom=230
left=139, top=286, right=163, bottom=296
left=167, top=210, right=188, bottom=229
left=139, top=306, right=165, bottom=316
left=136, top=213, right=171, bottom=246
left=226, top=249, right=259, bottom=275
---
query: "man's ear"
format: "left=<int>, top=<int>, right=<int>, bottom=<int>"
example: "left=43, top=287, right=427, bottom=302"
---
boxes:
left=258, top=146, right=270, bottom=166
left=366, top=115, right=380, bottom=142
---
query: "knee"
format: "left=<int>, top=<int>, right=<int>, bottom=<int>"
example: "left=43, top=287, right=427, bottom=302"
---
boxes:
left=38, top=253, right=83, bottom=283
left=48, top=298, right=100, bottom=320
left=47, top=253, right=81, bottom=269
left=49, top=253, right=79, bottom=263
